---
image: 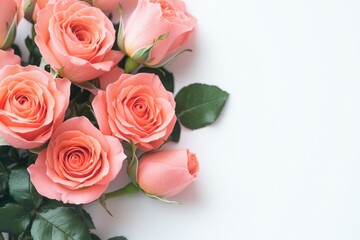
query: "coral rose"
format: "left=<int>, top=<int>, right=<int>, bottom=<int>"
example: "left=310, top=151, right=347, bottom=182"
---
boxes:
left=28, top=117, right=126, bottom=204
left=120, top=0, right=196, bottom=66
left=138, top=149, right=199, bottom=198
left=0, top=0, right=18, bottom=49
left=94, top=0, right=136, bottom=12
left=92, top=73, right=176, bottom=151
left=0, top=65, right=70, bottom=149
left=0, top=49, right=21, bottom=69
left=98, top=66, right=124, bottom=90
left=35, top=0, right=123, bottom=82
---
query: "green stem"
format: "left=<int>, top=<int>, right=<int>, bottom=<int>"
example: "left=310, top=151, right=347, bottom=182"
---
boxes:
left=124, top=57, right=140, bottom=73
left=105, top=182, right=140, bottom=200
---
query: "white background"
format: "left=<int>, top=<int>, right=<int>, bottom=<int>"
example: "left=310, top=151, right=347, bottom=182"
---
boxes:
left=17, top=0, right=360, bottom=239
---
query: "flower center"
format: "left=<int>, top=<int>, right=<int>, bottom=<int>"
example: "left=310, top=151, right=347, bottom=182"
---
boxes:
left=16, top=95, right=29, bottom=105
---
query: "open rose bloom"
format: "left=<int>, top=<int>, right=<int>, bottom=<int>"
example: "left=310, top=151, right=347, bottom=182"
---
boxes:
left=35, top=0, right=123, bottom=82
left=0, top=65, right=70, bottom=149
left=93, top=73, right=176, bottom=151
left=28, top=117, right=126, bottom=204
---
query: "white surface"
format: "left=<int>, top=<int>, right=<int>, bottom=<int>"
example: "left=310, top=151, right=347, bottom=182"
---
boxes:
left=16, top=0, right=360, bottom=239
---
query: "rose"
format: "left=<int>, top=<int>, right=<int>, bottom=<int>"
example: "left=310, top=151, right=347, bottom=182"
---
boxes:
left=120, top=0, right=196, bottom=66
left=94, top=0, right=136, bottom=12
left=0, top=49, right=21, bottom=69
left=35, top=0, right=124, bottom=82
left=30, top=0, right=53, bottom=21
left=98, top=66, right=124, bottom=90
left=30, top=0, right=137, bottom=22
left=28, top=116, right=126, bottom=204
left=94, top=0, right=138, bottom=23
left=0, top=65, right=70, bottom=149
left=93, top=73, right=176, bottom=151
left=137, top=149, right=199, bottom=198
left=0, top=0, right=18, bottom=49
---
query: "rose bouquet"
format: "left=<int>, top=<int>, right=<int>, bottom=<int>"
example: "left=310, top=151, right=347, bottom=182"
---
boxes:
left=0, top=0, right=228, bottom=239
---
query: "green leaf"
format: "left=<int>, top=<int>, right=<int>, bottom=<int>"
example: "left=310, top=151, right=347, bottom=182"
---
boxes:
left=74, top=206, right=95, bottom=230
left=137, top=67, right=174, bottom=93
left=168, top=120, right=181, bottom=143
left=90, top=233, right=101, bottom=240
left=127, top=141, right=139, bottom=187
left=0, top=233, right=4, bottom=240
left=31, top=207, right=91, bottom=240
left=0, top=196, right=10, bottom=207
left=38, top=199, right=72, bottom=212
left=0, top=162, right=9, bottom=194
left=11, top=43, right=22, bottom=59
left=9, top=168, right=43, bottom=209
left=25, top=36, right=41, bottom=66
left=0, top=203, right=31, bottom=234
left=175, top=84, right=229, bottom=129
left=108, top=237, right=128, bottom=240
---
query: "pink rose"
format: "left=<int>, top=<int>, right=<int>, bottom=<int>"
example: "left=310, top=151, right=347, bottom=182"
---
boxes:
left=121, top=0, right=196, bottom=66
left=31, top=0, right=52, bottom=21
left=138, top=149, right=199, bottom=198
left=36, top=0, right=49, bottom=9
left=92, top=73, right=176, bottom=151
left=98, top=66, right=124, bottom=90
left=94, top=0, right=136, bottom=12
left=0, top=65, right=70, bottom=149
left=0, top=49, right=21, bottom=69
left=28, top=116, right=126, bottom=204
left=35, top=0, right=124, bottom=82
left=0, top=0, right=18, bottom=49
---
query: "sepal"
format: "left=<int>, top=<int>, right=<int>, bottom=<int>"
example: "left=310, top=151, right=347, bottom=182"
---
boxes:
left=23, top=0, right=36, bottom=23
left=130, top=33, right=169, bottom=65
left=1, top=14, right=17, bottom=50
left=116, top=4, right=125, bottom=53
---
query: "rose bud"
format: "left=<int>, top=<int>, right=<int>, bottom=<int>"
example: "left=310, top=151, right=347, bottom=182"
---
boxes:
left=0, top=0, right=18, bottom=50
left=137, top=149, right=199, bottom=198
left=118, top=0, right=196, bottom=68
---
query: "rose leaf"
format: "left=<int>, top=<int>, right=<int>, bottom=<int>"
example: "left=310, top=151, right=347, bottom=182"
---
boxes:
left=0, top=162, right=9, bottom=194
left=31, top=207, right=91, bottom=240
left=0, top=203, right=32, bottom=234
left=175, top=83, right=229, bottom=129
left=8, top=168, right=43, bottom=209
